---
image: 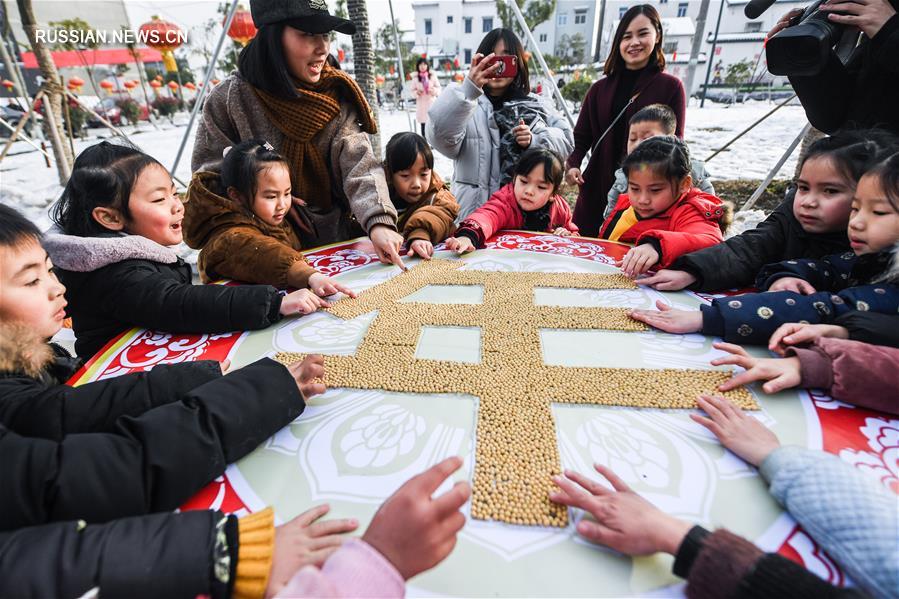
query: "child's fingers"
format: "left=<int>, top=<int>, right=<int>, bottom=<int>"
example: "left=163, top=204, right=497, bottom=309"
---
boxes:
left=592, top=464, right=633, bottom=493
left=307, top=517, right=360, bottom=538
left=713, top=341, right=749, bottom=356
left=295, top=504, right=331, bottom=526
left=334, top=281, right=356, bottom=298
left=432, top=481, right=472, bottom=518
left=550, top=474, right=595, bottom=510
left=710, top=353, right=754, bottom=368
left=695, top=394, right=727, bottom=423
left=717, top=368, right=760, bottom=391
left=308, top=534, right=351, bottom=552
left=655, top=300, right=671, bottom=312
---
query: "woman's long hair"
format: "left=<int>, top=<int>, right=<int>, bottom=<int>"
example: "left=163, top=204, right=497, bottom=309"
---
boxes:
left=603, top=4, right=666, bottom=76
left=475, top=28, right=530, bottom=95
left=238, top=23, right=302, bottom=99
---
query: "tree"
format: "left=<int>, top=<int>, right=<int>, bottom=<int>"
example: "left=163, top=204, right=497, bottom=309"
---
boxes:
left=496, top=0, right=556, bottom=45
left=347, top=0, right=380, bottom=158
left=724, top=59, right=754, bottom=92
left=374, top=19, right=413, bottom=76
left=555, top=33, right=586, bottom=64
left=16, top=0, right=73, bottom=182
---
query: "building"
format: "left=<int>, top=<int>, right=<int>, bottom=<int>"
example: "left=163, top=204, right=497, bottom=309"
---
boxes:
left=412, top=0, right=499, bottom=67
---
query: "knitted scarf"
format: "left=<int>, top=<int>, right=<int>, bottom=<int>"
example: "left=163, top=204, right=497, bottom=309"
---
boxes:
left=252, top=65, right=377, bottom=211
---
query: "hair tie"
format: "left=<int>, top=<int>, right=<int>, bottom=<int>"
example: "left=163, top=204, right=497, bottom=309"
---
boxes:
left=222, top=146, right=233, bottom=158
left=262, top=141, right=275, bottom=151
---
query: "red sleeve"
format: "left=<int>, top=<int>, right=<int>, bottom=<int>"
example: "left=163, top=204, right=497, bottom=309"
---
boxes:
left=636, top=203, right=722, bottom=267
left=465, top=196, right=515, bottom=243
left=550, top=197, right=579, bottom=234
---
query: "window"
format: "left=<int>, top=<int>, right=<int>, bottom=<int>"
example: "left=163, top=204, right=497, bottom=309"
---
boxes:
left=618, top=6, right=628, bottom=18
left=464, top=48, right=472, bottom=64
left=744, top=21, right=762, bottom=32
left=464, top=17, right=472, bottom=33
left=557, top=13, right=568, bottom=25
left=663, top=41, right=678, bottom=54
left=424, top=18, right=432, bottom=35
left=447, top=15, right=453, bottom=24
left=482, top=17, right=493, bottom=32
left=574, top=9, right=587, bottom=25
left=539, top=33, right=547, bottom=43
left=660, top=0, right=667, bottom=3
left=677, top=2, right=688, bottom=17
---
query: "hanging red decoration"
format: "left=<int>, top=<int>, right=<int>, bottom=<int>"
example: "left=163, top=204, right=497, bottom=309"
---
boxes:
left=139, top=16, right=184, bottom=73
left=227, top=5, right=257, bottom=47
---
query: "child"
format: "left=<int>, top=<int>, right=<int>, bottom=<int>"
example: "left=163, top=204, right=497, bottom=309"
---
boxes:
left=184, top=140, right=356, bottom=296
left=550, top=394, right=896, bottom=599
left=638, top=130, right=899, bottom=292
left=445, top=148, right=577, bottom=253
left=599, top=136, right=726, bottom=278
left=44, top=141, right=329, bottom=360
left=629, top=152, right=899, bottom=345
left=603, top=104, right=715, bottom=222
left=383, top=132, right=460, bottom=260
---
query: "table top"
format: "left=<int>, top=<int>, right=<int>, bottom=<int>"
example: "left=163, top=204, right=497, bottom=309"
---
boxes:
left=72, top=232, right=897, bottom=597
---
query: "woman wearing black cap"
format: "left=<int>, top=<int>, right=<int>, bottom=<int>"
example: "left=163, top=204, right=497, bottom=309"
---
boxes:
left=190, top=0, right=408, bottom=269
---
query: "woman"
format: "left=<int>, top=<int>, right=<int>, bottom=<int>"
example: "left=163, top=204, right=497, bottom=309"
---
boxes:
left=427, top=28, right=573, bottom=222
left=190, top=0, right=407, bottom=269
left=412, top=57, right=441, bottom=137
left=566, top=4, right=686, bottom=237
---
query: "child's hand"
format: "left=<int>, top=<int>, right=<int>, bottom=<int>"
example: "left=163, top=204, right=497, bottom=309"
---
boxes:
left=362, top=456, right=470, bottom=580
left=280, top=288, right=330, bottom=316
left=308, top=272, right=357, bottom=298
left=550, top=465, right=693, bottom=556
left=445, top=236, right=475, bottom=255
left=565, top=167, right=584, bottom=186
left=768, top=322, right=849, bottom=356
left=711, top=342, right=802, bottom=394
left=690, top=395, right=781, bottom=467
left=265, top=504, right=360, bottom=599
left=513, top=118, right=532, bottom=148
left=553, top=227, right=572, bottom=237
left=220, top=359, right=231, bottom=374
left=767, top=276, right=816, bottom=295
left=629, top=300, right=703, bottom=334
left=285, top=354, right=326, bottom=399
left=616, top=244, right=660, bottom=278
left=407, top=239, right=434, bottom=260
left=636, top=269, right=697, bottom=291
left=370, top=225, right=408, bottom=271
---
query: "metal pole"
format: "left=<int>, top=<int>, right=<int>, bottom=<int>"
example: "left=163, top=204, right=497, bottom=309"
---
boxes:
left=704, top=93, right=796, bottom=162
left=387, top=0, right=414, bottom=132
left=170, top=0, right=240, bottom=181
left=593, top=0, right=607, bottom=63
left=742, top=123, right=809, bottom=212
left=700, top=0, right=725, bottom=107
left=685, top=0, right=711, bottom=96
left=505, top=0, right=576, bottom=129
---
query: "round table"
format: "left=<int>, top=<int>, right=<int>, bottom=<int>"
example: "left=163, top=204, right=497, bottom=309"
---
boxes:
left=71, top=232, right=897, bottom=596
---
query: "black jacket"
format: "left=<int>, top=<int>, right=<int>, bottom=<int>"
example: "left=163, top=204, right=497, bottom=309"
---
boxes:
left=0, top=324, right=304, bottom=530
left=43, top=230, right=284, bottom=359
left=833, top=311, right=899, bottom=348
left=789, top=11, right=899, bottom=134
left=671, top=193, right=849, bottom=292
left=0, top=510, right=239, bottom=599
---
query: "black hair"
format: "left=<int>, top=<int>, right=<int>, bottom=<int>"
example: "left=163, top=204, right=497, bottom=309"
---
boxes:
left=513, top=148, right=564, bottom=194
left=629, top=103, right=677, bottom=135
left=51, top=141, right=162, bottom=237
left=622, top=135, right=692, bottom=190
left=604, top=5, right=666, bottom=76
left=415, top=57, right=431, bottom=82
left=384, top=132, right=434, bottom=177
left=0, top=204, right=42, bottom=248
left=864, top=152, right=899, bottom=214
left=221, top=140, right=290, bottom=211
left=475, top=28, right=530, bottom=95
left=238, top=23, right=302, bottom=99
left=799, top=129, right=899, bottom=189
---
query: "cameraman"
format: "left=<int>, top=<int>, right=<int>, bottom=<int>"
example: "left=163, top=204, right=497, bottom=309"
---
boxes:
left=770, top=0, right=899, bottom=134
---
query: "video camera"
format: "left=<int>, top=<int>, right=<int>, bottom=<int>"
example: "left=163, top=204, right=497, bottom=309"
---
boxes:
left=745, top=0, right=859, bottom=76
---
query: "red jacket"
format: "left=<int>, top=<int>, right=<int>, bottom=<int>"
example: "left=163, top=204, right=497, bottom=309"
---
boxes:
left=599, top=188, right=724, bottom=268
left=456, top=182, right=578, bottom=247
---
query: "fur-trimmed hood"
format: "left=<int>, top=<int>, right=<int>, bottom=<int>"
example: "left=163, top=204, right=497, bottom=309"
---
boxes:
left=0, top=323, right=55, bottom=377
left=43, top=226, right=179, bottom=273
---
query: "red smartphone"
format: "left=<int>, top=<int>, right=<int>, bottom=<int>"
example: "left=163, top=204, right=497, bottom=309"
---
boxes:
left=485, top=55, right=518, bottom=79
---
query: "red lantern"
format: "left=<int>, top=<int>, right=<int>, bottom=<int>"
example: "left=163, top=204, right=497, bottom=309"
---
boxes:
left=454, top=57, right=460, bottom=69
left=184, top=82, right=196, bottom=91
left=226, top=5, right=257, bottom=47
left=123, top=80, right=138, bottom=90
left=139, top=16, right=184, bottom=73
left=338, top=48, right=345, bottom=62
left=155, top=75, right=163, bottom=82
left=211, top=78, right=221, bottom=85
left=99, top=80, right=115, bottom=92
left=1, top=79, right=13, bottom=91
left=67, top=76, right=85, bottom=92
left=167, top=80, right=179, bottom=90
left=453, top=72, right=464, bottom=82
left=150, top=80, right=162, bottom=90
left=375, top=75, right=385, bottom=86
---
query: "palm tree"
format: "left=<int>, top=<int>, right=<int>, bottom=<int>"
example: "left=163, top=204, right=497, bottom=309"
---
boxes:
left=15, top=0, right=73, bottom=183
left=347, top=0, right=380, bottom=159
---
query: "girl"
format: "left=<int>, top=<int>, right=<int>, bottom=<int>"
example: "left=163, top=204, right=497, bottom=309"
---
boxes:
left=184, top=139, right=357, bottom=297
left=630, top=151, right=899, bottom=346
left=427, top=28, right=573, bottom=221
left=445, top=148, right=577, bottom=253
left=565, top=4, right=686, bottom=236
left=641, top=130, right=899, bottom=292
left=599, top=136, right=726, bottom=278
left=412, top=57, right=441, bottom=137
left=383, top=132, right=460, bottom=260
left=45, top=141, right=328, bottom=360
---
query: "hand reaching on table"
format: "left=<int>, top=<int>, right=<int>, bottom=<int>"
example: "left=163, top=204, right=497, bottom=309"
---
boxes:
left=628, top=300, right=703, bottom=334
left=712, top=341, right=802, bottom=394
left=637, top=269, right=697, bottom=291
left=690, top=394, right=781, bottom=467
left=407, top=239, right=434, bottom=260
left=285, top=354, right=326, bottom=400
left=445, top=236, right=475, bottom=255
left=280, top=288, right=330, bottom=316
left=768, top=322, right=849, bottom=356
left=616, top=244, right=660, bottom=279
left=308, top=272, right=357, bottom=299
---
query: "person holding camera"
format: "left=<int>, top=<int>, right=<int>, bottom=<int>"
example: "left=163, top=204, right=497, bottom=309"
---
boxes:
left=426, top=28, right=573, bottom=222
left=770, top=0, right=899, bottom=134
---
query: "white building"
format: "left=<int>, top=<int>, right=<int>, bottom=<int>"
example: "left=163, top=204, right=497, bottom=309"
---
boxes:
left=412, top=0, right=500, bottom=67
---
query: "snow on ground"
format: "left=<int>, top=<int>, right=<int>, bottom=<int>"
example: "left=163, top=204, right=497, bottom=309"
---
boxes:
left=1, top=99, right=804, bottom=233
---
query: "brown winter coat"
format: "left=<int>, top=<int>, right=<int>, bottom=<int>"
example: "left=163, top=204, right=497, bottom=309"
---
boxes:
left=183, top=171, right=317, bottom=288
left=393, top=173, right=460, bottom=243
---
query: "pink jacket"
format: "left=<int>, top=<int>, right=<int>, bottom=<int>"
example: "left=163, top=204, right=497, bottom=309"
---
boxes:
left=787, top=337, right=899, bottom=415
left=275, top=539, right=404, bottom=598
